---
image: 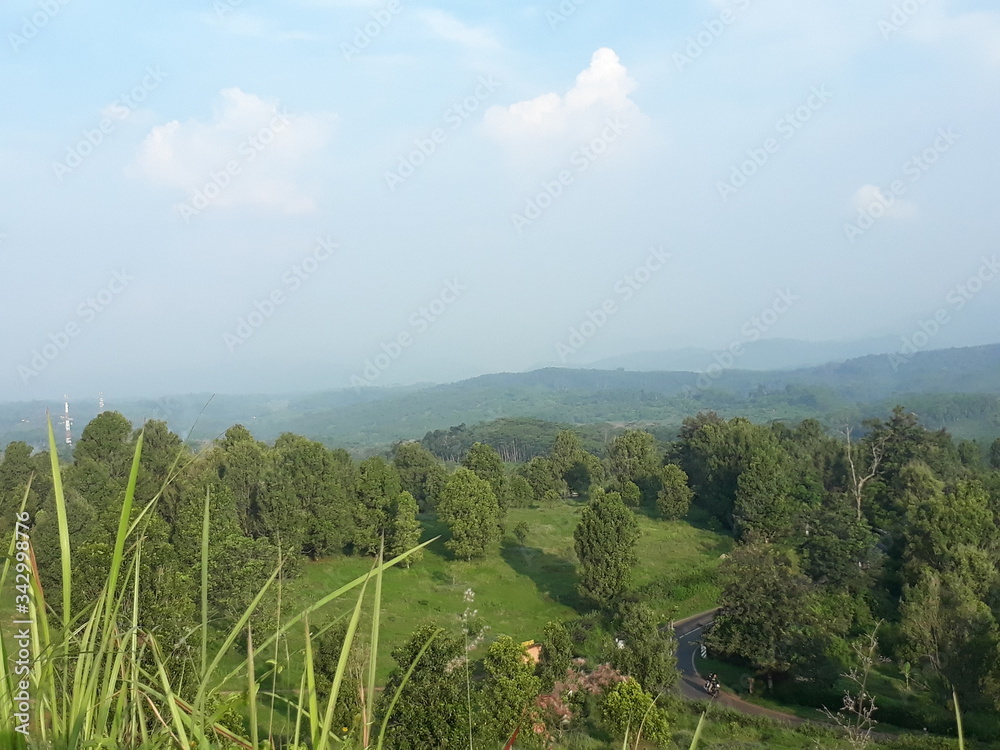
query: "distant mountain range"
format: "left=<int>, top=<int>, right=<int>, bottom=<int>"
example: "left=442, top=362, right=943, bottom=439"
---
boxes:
left=2, top=343, right=998, bottom=454
left=579, top=336, right=903, bottom=372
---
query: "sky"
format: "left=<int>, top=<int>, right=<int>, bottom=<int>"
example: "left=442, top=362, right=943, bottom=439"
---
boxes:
left=2, top=0, right=999, bottom=401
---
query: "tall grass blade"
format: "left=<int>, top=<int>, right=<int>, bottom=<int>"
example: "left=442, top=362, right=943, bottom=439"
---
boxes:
left=375, top=628, right=441, bottom=750
left=688, top=711, right=706, bottom=750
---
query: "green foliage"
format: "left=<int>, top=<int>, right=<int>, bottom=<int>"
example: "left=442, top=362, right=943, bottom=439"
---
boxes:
left=705, top=544, right=820, bottom=677
left=507, top=473, right=535, bottom=507
left=601, top=677, right=671, bottom=747
left=388, top=491, right=423, bottom=566
left=462, top=441, right=508, bottom=512
left=391, top=441, right=446, bottom=511
left=437, top=467, right=502, bottom=560
left=574, top=490, right=640, bottom=609
left=733, top=449, right=796, bottom=541
left=354, top=457, right=403, bottom=556
left=608, top=430, right=661, bottom=488
left=656, top=464, right=693, bottom=520
left=523, top=455, right=568, bottom=502
left=611, top=600, right=678, bottom=692
left=538, top=620, right=574, bottom=692
left=990, top=438, right=1000, bottom=470
left=620, top=480, right=642, bottom=508
left=475, top=636, right=542, bottom=746
left=376, top=624, right=467, bottom=749
left=677, top=414, right=791, bottom=529
left=512, top=519, right=531, bottom=544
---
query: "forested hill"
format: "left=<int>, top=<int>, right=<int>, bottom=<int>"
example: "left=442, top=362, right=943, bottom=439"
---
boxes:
left=2, top=343, right=999, bottom=451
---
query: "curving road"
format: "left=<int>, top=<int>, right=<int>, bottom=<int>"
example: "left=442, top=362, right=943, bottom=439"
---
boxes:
left=672, top=608, right=805, bottom=725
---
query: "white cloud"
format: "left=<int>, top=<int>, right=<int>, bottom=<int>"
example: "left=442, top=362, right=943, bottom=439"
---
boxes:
left=130, top=88, right=334, bottom=214
left=852, top=184, right=916, bottom=218
left=418, top=9, right=501, bottom=50
left=483, top=48, right=639, bottom=140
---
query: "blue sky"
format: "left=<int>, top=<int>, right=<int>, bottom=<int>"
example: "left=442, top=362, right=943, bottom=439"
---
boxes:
left=2, top=0, right=999, bottom=399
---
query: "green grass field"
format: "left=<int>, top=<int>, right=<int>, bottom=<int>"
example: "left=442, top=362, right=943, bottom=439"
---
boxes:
left=282, top=502, right=733, bottom=681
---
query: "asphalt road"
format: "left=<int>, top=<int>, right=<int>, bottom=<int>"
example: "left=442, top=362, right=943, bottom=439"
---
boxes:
left=672, top=608, right=806, bottom=724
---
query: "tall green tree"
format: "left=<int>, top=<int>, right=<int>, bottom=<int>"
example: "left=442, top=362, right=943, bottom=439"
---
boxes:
left=611, top=600, right=678, bottom=691
left=474, top=636, right=541, bottom=746
left=392, top=441, right=446, bottom=511
left=655, top=464, right=693, bottom=520
left=705, top=544, right=818, bottom=678
left=574, top=490, right=639, bottom=609
left=537, top=620, right=573, bottom=692
left=353, top=457, right=402, bottom=556
left=376, top=625, right=467, bottom=749
left=733, top=449, right=796, bottom=541
left=438, top=468, right=501, bottom=560
left=388, top=491, right=423, bottom=566
left=462, top=442, right=508, bottom=514
left=607, top=430, right=660, bottom=502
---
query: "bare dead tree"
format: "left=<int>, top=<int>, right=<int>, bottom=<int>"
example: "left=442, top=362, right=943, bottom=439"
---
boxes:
left=822, top=622, right=882, bottom=750
left=843, top=426, right=887, bottom=520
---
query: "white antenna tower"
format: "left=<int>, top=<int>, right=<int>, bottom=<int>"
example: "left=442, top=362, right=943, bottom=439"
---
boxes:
left=60, top=395, right=74, bottom=446
left=99, top=392, right=105, bottom=411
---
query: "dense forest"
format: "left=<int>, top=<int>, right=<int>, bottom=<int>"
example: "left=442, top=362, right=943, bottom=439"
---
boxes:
left=2, top=405, right=999, bottom=748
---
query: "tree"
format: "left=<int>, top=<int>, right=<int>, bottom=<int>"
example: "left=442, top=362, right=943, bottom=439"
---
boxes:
left=522, top=456, right=566, bottom=503
left=607, top=430, right=660, bottom=493
left=620, top=480, right=642, bottom=508
left=506, top=474, right=534, bottom=508
left=843, top=425, right=887, bottom=521
left=537, top=621, right=574, bottom=692
left=601, top=678, right=671, bottom=747
left=574, top=490, right=639, bottom=609
left=437, top=468, right=501, bottom=560
left=733, top=450, right=795, bottom=541
left=392, top=441, right=446, bottom=511
left=353, top=457, right=402, bottom=556
left=611, top=601, right=677, bottom=691
left=474, top=636, right=541, bottom=746
left=655, top=464, right=692, bottom=520
left=676, top=415, right=788, bottom=528
left=800, top=505, right=878, bottom=590
left=990, top=438, right=1000, bottom=470
left=462, top=442, right=507, bottom=511
left=267, top=434, right=356, bottom=559
left=376, top=625, right=467, bottom=749
left=0, top=442, right=42, bottom=528
left=388, top=491, right=423, bottom=566
left=565, top=451, right=604, bottom=496
left=705, top=545, right=818, bottom=679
